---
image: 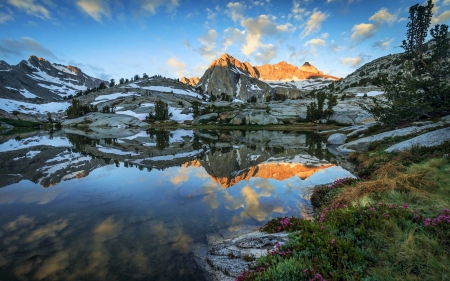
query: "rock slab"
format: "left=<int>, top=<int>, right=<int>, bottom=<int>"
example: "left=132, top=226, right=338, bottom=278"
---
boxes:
left=385, top=127, right=450, bottom=152
left=327, top=133, right=347, bottom=145
left=61, top=112, right=150, bottom=128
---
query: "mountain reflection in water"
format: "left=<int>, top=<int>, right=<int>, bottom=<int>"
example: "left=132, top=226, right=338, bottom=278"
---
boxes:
left=0, top=129, right=354, bottom=281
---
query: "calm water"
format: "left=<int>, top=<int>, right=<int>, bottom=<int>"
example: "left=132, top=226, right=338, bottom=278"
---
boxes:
left=0, top=129, right=353, bottom=280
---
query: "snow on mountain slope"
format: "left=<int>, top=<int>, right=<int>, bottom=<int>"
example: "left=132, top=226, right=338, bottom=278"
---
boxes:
left=0, top=98, right=70, bottom=114
left=0, top=55, right=106, bottom=101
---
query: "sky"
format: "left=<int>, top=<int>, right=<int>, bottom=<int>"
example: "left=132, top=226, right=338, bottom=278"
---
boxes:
left=0, top=0, right=449, bottom=82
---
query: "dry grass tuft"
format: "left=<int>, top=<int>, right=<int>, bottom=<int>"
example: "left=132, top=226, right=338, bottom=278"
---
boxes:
left=331, top=161, right=434, bottom=205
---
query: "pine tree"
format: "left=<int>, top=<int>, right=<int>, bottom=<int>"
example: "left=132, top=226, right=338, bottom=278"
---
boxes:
left=364, top=0, right=450, bottom=124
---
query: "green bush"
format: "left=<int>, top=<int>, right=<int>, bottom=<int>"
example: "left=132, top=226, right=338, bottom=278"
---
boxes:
left=65, top=99, right=98, bottom=118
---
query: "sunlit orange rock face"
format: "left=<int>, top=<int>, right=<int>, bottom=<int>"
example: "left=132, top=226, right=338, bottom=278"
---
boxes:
left=185, top=160, right=335, bottom=188
left=66, top=65, right=81, bottom=74
left=180, top=77, right=199, bottom=86
left=255, top=61, right=340, bottom=81
left=197, top=53, right=340, bottom=82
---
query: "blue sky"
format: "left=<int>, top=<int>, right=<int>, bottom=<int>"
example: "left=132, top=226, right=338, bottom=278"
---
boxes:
left=0, top=0, right=449, bottom=81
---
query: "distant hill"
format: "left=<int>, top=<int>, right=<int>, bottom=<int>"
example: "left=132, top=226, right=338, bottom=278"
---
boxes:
left=0, top=55, right=106, bottom=101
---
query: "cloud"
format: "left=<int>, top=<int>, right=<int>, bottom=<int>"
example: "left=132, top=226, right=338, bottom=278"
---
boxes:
left=301, top=9, right=329, bottom=38
left=372, top=38, right=394, bottom=50
left=166, top=57, right=186, bottom=78
left=226, top=2, right=245, bottom=22
left=290, top=1, right=309, bottom=21
left=0, top=11, right=13, bottom=23
left=444, top=0, right=450, bottom=5
left=0, top=37, right=56, bottom=58
left=141, top=0, right=179, bottom=14
left=206, top=7, right=216, bottom=21
left=76, top=0, right=110, bottom=22
left=7, top=0, right=50, bottom=19
left=369, top=8, right=397, bottom=25
left=240, top=15, right=290, bottom=56
left=433, top=10, right=450, bottom=23
left=254, top=44, right=278, bottom=64
left=341, top=56, right=362, bottom=67
left=304, top=38, right=326, bottom=47
left=351, top=23, right=377, bottom=41
left=222, top=27, right=245, bottom=51
left=198, top=29, right=219, bottom=60
left=329, top=40, right=345, bottom=52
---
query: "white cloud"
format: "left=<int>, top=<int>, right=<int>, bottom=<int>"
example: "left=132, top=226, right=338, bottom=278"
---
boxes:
left=369, top=8, right=397, bottom=25
left=226, top=2, right=245, bottom=22
left=222, top=27, right=245, bottom=51
left=329, top=40, right=345, bottom=52
left=0, top=11, right=13, bottom=23
left=372, top=38, right=394, bottom=50
left=141, top=0, right=179, bottom=14
left=301, top=9, right=329, bottom=38
left=167, top=57, right=186, bottom=77
left=240, top=14, right=290, bottom=56
left=198, top=29, right=219, bottom=60
left=433, top=10, right=450, bottom=23
left=341, top=56, right=362, bottom=67
left=444, top=0, right=450, bottom=5
left=351, top=23, right=377, bottom=41
left=76, top=0, right=110, bottom=22
left=206, top=8, right=217, bottom=21
left=7, top=0, right=50, bottom=19
left=254, top=44, right=278, bottom=64
left=304, top=38, right=325, bottom=47
left=291, top=1, right=309, bottom=21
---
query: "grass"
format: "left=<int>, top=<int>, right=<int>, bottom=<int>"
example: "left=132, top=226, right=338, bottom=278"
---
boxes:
left=0, top=118, right=41, bottom=128
left=236, top=132, right=450, bottom=280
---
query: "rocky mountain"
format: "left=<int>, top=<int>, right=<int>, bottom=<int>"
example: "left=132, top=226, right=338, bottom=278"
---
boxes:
left=193, top=54, right=339, bottom=102
left=180, top=77, right=199, bottom=86
left=0, top=55, right=106, bottom=101
left=256, top=61, right=338, bottom=81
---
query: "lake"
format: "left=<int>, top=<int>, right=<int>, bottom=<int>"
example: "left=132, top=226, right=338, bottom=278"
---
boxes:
left=0, top=128, right=353, bottom=280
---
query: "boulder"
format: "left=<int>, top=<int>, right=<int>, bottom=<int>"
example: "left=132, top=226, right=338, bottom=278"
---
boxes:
left=385, top=127, right=450, bottom=152
left=192, top=113, right=218, bottom=125
left=327, top=133, right=347, bottom=145
left=191, top=227, right=289, bottom=280
left=218, top=111, right=240, bottom=121
left=61, top=112, right=150, bottom=128
left=230, top=110, right=279, bottom=125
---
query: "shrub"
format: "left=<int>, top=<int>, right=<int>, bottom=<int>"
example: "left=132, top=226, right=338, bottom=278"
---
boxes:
left=65, top=99, right=98, bottom=118
left=306, top=92, right=337, bottom=122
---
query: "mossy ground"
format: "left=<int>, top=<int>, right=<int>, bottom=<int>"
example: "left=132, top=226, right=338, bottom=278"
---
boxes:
left=236, top=129, right=450, bottom=280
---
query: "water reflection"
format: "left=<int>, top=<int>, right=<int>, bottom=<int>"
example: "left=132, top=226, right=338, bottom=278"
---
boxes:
left=0, top=129, right=354, bottom=280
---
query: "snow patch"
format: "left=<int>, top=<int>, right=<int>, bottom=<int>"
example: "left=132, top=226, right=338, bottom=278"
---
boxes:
left=97, top=145, right=140, bottom=156
left=92, top=92, right=139, bottom=105
left=356, top=91, right=384, bottom=97
left=0, top=136, right=71, bottom=152
left=0, top=98, right=70, bottom=114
